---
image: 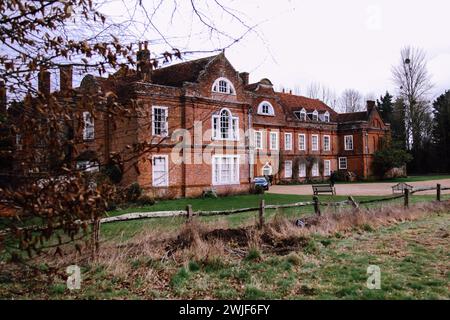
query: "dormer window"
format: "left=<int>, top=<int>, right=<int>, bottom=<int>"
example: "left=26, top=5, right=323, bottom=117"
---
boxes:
left=257, top=101, right=275, bottom=116
left=312, top=110, right=319, bottom=122
left=324, top=111, right=330, bottom=122
left=294, top=108, right=307, bottom=121
left=212, top=77, right=235, bottom=95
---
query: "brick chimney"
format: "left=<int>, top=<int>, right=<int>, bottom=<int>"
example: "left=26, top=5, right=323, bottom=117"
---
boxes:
left=60, top=65, right=73, bottom=94
left=239, top=72, right=249, bottom=86
left=0, top=80, right=6, bottom=114
left=38, top=67, right=51, bottom=97
left=366, top=100, right=376, bottom=114
left=137, top=41, right=152, bottom=81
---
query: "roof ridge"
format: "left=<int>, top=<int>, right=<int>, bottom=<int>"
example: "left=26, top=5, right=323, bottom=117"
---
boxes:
left=153, top=54, right=218, bottom=72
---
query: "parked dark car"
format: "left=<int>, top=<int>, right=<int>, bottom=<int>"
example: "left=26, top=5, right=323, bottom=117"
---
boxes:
left=253, top=176, right=269, bottom=190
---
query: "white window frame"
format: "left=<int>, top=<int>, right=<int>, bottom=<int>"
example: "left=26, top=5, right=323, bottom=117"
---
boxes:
left=284, top=133, right=292, bottom=151
left=212, top=108, right=239, bottom=141
left=284, top=160, right=292, bottom=178
left=312, top=110, right=319, bottom=122
left=344, top=135, right=354, bottom=151
left=323, top=135, right=331, bottom=151
left=254, top=130, right=263, bottom=150
left=299, top=163, right=306, bottom=178
left=82, top=111, right=94, bottom=141
left=269, top=131, right=279, bottom=150
left=339, top=157, right=347, bottom=170
left=312, top=161, right=319, bottom=177
left=152, top=106, right=169, bottom=137
left=324, top=111, right=330, bottom=122
left=298, top=133, right=306, bottom=151
left=324, top=160, right=331, bottom=176
left=212, top=77, right=236, bottom=95
left=311, top=134, right=319, bottom=151
left=262, top=163, right=273, bottom=176
left=212, top=155, right=240, bottom=185
left=257, top=101, right=275, bottom=116
left=152, top=155, right=169, bottom=187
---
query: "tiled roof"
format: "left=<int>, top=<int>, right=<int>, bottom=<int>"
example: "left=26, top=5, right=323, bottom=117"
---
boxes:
left=276, top=93, right=336, bottom=113
left=151, top=55, right=217, bottom=87
left=337, top=111, right=368, bottom=122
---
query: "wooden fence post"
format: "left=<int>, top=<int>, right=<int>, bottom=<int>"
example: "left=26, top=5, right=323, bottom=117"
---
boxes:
left=437, top=184, right=441, bottom=202
left=404, top=188, right=409, bottom=208
left=258, top=199, right=265, bottom=229
left=186, top=205, right=193, bottom=222
left=348, top=196, right=359, bottom=210
left=91, top=217, right=100, bottom=259
left=313, top=196, right=321, bottom=216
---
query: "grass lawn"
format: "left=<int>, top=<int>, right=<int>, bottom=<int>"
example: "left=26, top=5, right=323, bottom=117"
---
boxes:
left=100, top=193, right=450, bottom=240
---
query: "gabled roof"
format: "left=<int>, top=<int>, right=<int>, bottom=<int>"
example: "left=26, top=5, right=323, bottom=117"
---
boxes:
left=276, top=92, right=337, bottom=116
left=151, top=54, right=218, bottom=87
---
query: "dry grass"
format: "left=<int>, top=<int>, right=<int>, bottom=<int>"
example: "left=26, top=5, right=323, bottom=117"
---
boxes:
left=1, top=200, right=448, bottom=299
left=52, top=201, right=450, bottom=269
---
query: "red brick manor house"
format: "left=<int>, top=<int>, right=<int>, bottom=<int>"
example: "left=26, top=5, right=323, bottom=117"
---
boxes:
left=7, top=51, right=390, bottom=199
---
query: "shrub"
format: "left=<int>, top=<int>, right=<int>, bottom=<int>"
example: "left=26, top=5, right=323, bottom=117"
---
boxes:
left=136, top=195, right=155, bottom=206
left=126, top=182, right=142, bottom=202
left=202, top=189, right=218, bottom=199
left=373, top=144, right=412, bottom=178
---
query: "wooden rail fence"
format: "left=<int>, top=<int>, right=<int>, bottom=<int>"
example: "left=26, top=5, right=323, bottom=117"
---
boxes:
left=1, top=184, right=449, bottom=237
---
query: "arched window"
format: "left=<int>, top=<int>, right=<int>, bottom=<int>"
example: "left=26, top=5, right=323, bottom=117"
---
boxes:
left=262, top=163, right=272, bottom=176
left=257, top=101, right=275, bottom=116
left=312, top=110, right=319, bottom=122
left=212, top=77, right=235, bottom=95
left=323, top=111, right=330, bottom=122
left=212, top=108, right=239, bottom=140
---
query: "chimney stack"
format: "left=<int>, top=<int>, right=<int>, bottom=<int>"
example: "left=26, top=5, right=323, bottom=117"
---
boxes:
left=0, top=80, right=6, bottom=114
left=137, top=41, right=152, bottom=81
left=38, top=67, right=51, bottom=97
left=366, top=100, right=376, bottom=114
left=239, top=72, right=249, bottom=86
left=60, top=65, right=73, bottom=94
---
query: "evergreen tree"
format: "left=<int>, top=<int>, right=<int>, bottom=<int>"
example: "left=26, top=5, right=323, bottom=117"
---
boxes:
left=391, top=97, right=407, bottom=149
left=376, top=91, right=394, bottom=124
left=432, top=91, right=450, bottom=172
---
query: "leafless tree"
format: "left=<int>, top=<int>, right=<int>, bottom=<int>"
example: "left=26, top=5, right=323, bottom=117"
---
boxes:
left=0, top=0, right=256, bottom=261
left=306, top=82, right=338, bottom=110
left=392, top=46, right=434, bottom=151
left=339, top=88, right=364, bottom=113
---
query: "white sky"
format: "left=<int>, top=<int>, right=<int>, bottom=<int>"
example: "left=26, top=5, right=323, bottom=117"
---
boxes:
left=102, top=0, right=450, bottom=100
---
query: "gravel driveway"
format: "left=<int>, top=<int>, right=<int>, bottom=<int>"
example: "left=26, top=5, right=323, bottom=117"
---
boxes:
left=268, top=179, right=450, bottom=196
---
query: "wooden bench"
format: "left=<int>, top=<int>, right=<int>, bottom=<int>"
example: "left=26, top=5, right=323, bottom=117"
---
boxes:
left=391, top=182, right=413, bottom=194
left=312, top=184, right=336, bottom=195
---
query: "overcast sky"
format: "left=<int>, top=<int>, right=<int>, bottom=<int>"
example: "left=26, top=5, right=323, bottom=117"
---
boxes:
left=104, top=0, right=450, bottom=100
